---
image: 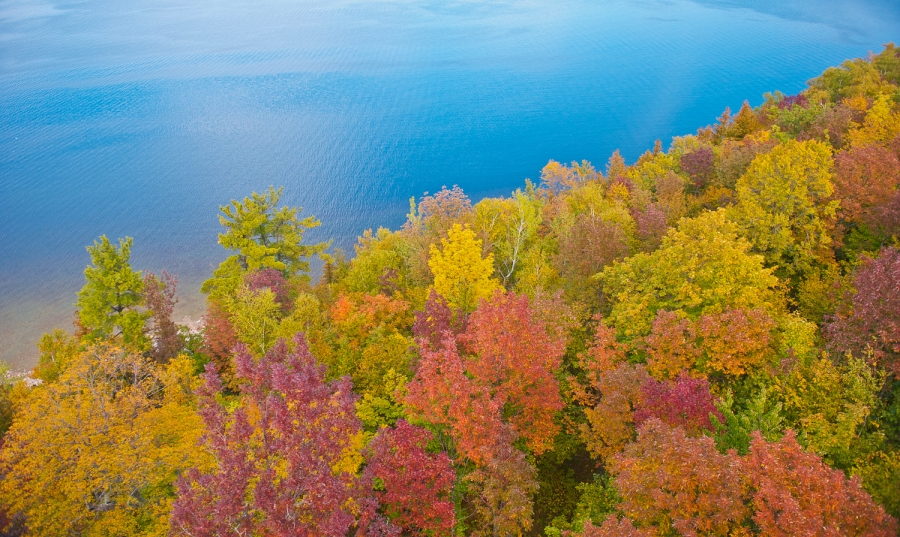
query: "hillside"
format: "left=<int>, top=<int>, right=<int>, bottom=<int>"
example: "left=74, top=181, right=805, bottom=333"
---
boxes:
left=2, top=45, right=900, bottom=536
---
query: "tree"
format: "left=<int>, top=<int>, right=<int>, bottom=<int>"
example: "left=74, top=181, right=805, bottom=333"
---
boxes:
left=171, top=335, right=364, bottom=536
left=474, top=188, right=542, bottom=285
left=143, top=271, right=181, bottom=363
left=600, top=210, right=780, bottom=341
left=825, top=247, right=900, bottom=375
left=833, top=144, right=900, bottom=227
left=428, top=223, right=501, bottom=313
left=325, top=292, right=414, bottom=401
left=465, top=440, right=539, bottom=537
left=633, top=375, right=722, bottom=436
left=847, top=94, right=900, bottom=148
left=0, top=346, right=207, bottom=537
left=76, top=235, right=147, bottom=348
left=580, top=363, right=651, bottom=462
left=33, top=328, right=80, bottom=383
left=200, top=300, right=239, bottom=390
left=731, top=139, right=838, bottom=278
left=364, top=420, right=456, bottom=535
left=579, top=516, right=653, bottom=537
left=201, top=186, right=329, bottom=299
left=745, top=430, right=897, bottom=536
left=680, top=145, right=715, bottom=192
left=407, top=291, right=566, bottom=459
left=460, top=291, right=568, bottom=455
left=610, top=419, right=749, bottom=536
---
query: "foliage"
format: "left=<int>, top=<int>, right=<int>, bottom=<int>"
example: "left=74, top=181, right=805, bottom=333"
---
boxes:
left=633, top=374, right=722, bottom=436
left=580, top=363, right=651, bottom=462
left=33, top=328, right=80, bottom=383
left=171, top=335, right=364, bottom=536
left=465, top=440, right=539, bottom=537
left=713, top=387, right=784, bottom=455
left=143, top=271, right=181, bottom=363
left=201, top=186, right=328, bottom=299
left=364, top=420, right=456, bottom=535
left=600, top=210, right=780, bottom=341
left=833, top=144, right=900, bottom=227
left=610, top=419, right=749, bottom=536
left=428, top=223, right=501, bottom=313
left=0, top=347, right=206, bottom=537
left=773, top=354, right=883, bottom=470
left=731, top=139, right=838, bottom=278
left=745, top=430, right=897, bottom=536
left=76, top=235, right=148, bottom=348
left=825, top=247, right=900, bottom=375
left=474, top=188, right=543, bottom=285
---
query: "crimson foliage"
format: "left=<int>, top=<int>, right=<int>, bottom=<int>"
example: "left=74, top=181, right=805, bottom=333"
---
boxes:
left=171, top=336, right=363, bottom=536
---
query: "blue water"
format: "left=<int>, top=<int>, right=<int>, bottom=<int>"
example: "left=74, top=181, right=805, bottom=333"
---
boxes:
left=1, top=0, right=898, bottom=368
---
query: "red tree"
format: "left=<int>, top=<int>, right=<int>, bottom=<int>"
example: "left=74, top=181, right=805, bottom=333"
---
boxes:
left=243, top=268, right=291, bottom=311
left=171, top=335, right=364, bottom=536
left=825, top=247, right=900, bottom=374
left=633, top=374, right=722, bottom=435
left=143, top=271, right=181, bottom=363
left=364, top=420, right=456, bottom=536
left=201, top=300, right=238, bottom=389
left=745, top=430, right=897, bottom=536
left=459, top=291, right=568, bottom=455
left=833, top=144, right=900, bottom=226
left=610, top=419, right=749, bottom=536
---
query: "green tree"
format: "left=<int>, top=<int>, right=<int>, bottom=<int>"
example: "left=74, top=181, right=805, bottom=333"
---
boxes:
left=76, top=236, right=148, bottom=348
left=201, top=186, right=329, bottom=299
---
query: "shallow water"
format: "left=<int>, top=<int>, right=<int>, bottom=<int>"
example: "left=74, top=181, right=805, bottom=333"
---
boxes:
left=1, top=0, right=898, bottom=368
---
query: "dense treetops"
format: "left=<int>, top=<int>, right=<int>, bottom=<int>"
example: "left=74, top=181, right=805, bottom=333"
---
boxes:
left=3, top=45, right=900, bottom=536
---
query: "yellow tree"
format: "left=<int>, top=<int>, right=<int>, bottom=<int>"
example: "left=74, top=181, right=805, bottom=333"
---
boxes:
left=0, top=346, right=209, bottom=537
left=731, top=139, right=838, bottom=279
left=428, top=223, right=501, bottom=312
left=599, top=210, right=781, bottom=341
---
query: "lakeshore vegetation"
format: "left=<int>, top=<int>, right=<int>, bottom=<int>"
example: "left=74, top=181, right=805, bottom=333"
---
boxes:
left=3, top=45, right=900, bottom=536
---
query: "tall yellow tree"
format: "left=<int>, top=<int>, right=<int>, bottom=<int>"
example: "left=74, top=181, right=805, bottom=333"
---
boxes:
left=599, top=210, right=781, bottom=341
left=731, top=139, right=837, bottom=279
left=0, top=346, right=209, bottom=537
left=428, top=223, right=501, bottom=312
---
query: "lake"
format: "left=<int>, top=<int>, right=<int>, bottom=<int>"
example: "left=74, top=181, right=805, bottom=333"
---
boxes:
left=1, top=0, right=898, bottom=369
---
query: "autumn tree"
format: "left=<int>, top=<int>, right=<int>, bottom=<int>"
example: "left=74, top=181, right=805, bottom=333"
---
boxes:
left=825, top=247, right=900, bottom=375
left=474, top=188, right=542, bottom=285
left=76, top=235, right=148, bottom=348
left=200, top=300, right=239, bottom=390
left=580, top=363, right=651, bottom=462
left=143, top=271, right=181, bottom=363
left=633, top=375, right=722, bottom=435
left=201, top=186, right=329, bottom=299
left=465, top=439, right=540, bottom=537
left=404, top=185, right=475, bottom=285
left=0, top=347, right=207, bottom=536
left=428, top=223, right=501, bottom=313
left=680, top=145, right=715, bottom=191
left=600, top=210, right=780, bottom=341
left=32, top=328, right=80, bottom=383
left=364, top=420, right=456, bottom=535
left=171, top=335, right=365, bottom=536
left=610, top=419, right=750, bottom=536
left=745, top=430, right=897, bottom=536
left=833, top=144, right=900, bottom=228
left=731, top=139, right=838, bottom=278
left=325, top=292, right=414, bottom=402
left=460, top=291, right=568, bottom=454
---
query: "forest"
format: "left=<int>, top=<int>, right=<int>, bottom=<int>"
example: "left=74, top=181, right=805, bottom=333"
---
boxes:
left=2, top=45, right=900, bottom=536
